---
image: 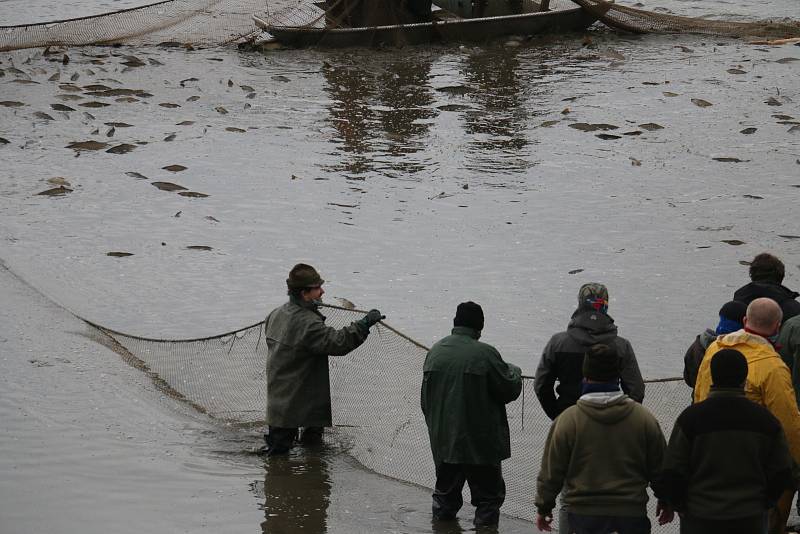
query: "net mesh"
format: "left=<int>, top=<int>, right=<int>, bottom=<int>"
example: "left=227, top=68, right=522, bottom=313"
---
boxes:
left=0, top=0, right=270, bottom=51
left=574, top=0, right=800, bottom=38
left=1, top=0, right=799, bottom=52
left=88, top=304, right=693, bottom=527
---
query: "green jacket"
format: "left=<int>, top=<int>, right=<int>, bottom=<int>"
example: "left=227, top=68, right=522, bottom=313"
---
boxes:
left=535, top=391, right=666, bottom=517
left=421, top=327, right=522, bottom=465
left=778, top=315, right=800, bottom=406
left=264, top=297, right=368, bottom=428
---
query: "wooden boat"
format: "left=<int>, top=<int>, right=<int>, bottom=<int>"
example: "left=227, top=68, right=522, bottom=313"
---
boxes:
left=253, top=3, right=608, bottom=48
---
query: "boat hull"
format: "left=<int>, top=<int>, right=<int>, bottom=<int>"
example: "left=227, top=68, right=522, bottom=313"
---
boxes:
left=254, top=7, right=603, bottom=48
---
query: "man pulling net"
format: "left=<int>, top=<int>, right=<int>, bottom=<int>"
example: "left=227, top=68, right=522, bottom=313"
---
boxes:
left=261, top=263, right=385, bottom=455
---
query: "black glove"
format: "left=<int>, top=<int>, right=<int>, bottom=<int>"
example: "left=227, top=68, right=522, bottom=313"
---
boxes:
left=358, top=309, right=385, bottom=330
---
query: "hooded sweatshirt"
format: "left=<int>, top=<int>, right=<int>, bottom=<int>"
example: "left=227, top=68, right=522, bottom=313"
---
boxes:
left=733, top=281, right=800, bottom=324
left=534, top=310, right=645, bottom=420
left=683, top=329, right=717, bottom=388
left=535, top=391, right=666, bottom=517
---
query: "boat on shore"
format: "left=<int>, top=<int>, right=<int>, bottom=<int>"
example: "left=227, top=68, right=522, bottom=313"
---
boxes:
left=253, top=2, right=608, bottom=48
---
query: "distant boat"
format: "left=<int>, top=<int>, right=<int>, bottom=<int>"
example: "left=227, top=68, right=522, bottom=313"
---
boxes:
left=253, top=2, right=609, bottom=48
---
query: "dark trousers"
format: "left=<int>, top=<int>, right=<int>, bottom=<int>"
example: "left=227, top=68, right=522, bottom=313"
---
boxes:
left=432, top=462, right=505, bottom=526
left=680, top=513, right=767, bottom=534
left=263, top=426, right=323, bottom=455
left=567, top=513, right=651, bottom=534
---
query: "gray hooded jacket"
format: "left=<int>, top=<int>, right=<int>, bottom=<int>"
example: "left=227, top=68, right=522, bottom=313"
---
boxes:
left=534, top=310, right=645, bottom=420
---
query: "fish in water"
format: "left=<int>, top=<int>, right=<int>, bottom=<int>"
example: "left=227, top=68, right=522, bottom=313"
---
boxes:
left=162, top=164, right=187, bottom=172
left=106, top=144, right=137, bottom=154
left=152, top=182, right=187, bottom=191
left=66, top=140, right=108, bottom=151
left=36, top=186, right=73, bottom=196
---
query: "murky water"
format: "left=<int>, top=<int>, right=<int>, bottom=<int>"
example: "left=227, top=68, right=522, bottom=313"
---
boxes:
left=1, top=29, right=798, bottom=374
left=0, top=0, right=148, bottom=23
left=1, top=1, right=799, bottom=531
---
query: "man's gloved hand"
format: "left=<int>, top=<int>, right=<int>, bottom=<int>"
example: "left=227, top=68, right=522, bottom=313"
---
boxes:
left=358, top=309, right=385, bottom=330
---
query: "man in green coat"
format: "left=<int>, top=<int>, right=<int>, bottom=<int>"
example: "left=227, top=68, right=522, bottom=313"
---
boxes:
left=263, top=263, right=384, bottom=455
left=778, top=313, right=800, bottom=406
left=421, top=301, right=522, bottom=527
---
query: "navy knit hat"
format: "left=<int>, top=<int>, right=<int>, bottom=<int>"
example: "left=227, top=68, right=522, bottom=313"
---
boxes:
left=716, top=300, right=747, bottom=335
left=710, top=348, right=748, bottom=388
left=454, top=301, right=484, bottom=331
left=582, top=344, right=620, bottom=382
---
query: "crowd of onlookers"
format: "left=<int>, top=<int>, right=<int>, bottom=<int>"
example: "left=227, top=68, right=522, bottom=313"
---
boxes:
left=529, top=252, right=800, bottom=534
left=260, top=254, right=800, bottom=534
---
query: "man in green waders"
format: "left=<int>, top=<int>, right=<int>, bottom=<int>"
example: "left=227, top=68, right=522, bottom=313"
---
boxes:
left=421, top=301, right=523, bottom=527
left=262, top=263, right=384, bottom=455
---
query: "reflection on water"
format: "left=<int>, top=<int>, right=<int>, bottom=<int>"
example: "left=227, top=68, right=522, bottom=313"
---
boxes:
left=430, top=517, right=474, bottom=534
left=260, top=453, right=331, bottom=534
left=322, top=52, right=435, bottom=178
left=321, top=46, right=548, bottom=181
left=374, top=55, right=436, bottom=173
left=461, top=46, right=532, bottom=175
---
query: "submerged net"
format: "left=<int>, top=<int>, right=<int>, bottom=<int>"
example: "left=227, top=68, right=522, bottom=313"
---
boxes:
left=88, top=303, right=693, bottom=528
left=2, top=0, right=799, bottom=52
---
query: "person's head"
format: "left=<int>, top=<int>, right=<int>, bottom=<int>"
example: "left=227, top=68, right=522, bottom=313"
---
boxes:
left=577, top=283, right=609, bottom=314
left=582, top=344, right=620, bottom=383
left=715, top=300, right=747, bottom=335
left=710, top=348, right=748, bottom=389
left=286, top=263, right=325, bottom=302
left=743, top=297, right=783, bottom=338
left=453, top=301, right=484, bottom=332
left=749, top=253, right=785, bottom=284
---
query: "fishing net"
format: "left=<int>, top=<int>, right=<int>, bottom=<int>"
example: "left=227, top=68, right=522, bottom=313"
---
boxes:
left=2, top=0, right=799, bottom=52
left=87, top=303, right=695, bottom=527
left=0, top=0, right=270, bottom=52
left=574, top=0, right=800, bottom=38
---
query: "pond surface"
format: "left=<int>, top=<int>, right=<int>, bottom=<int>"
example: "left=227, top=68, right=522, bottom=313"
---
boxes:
left=1, top=2, right=799, bottom=531
left=1, top=23, right=798, bottom=374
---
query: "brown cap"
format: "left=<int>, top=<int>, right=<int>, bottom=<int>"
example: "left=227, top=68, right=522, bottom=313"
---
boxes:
left=286, top=263, right=324, bottom=289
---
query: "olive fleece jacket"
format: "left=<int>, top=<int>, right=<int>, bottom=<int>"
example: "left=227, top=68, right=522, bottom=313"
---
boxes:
left=535, top=391, right=666, bottom=517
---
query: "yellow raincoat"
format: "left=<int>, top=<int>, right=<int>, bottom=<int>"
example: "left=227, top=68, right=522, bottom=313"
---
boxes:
left=694, top=330, right=800, bottom=464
